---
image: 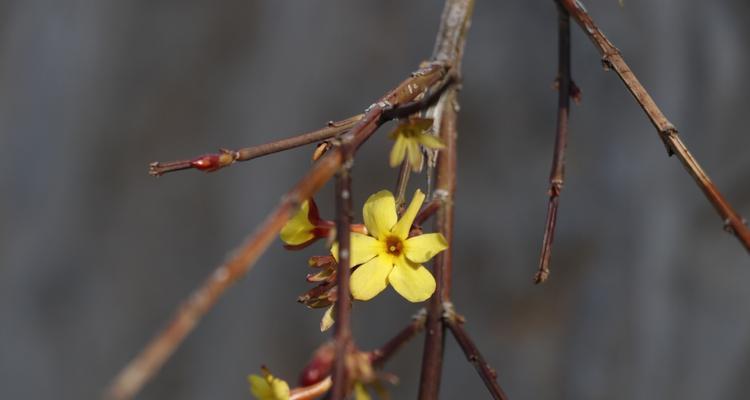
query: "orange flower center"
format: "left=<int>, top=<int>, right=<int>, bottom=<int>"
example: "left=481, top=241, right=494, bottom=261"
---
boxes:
left=385, top=236, right=403, bottom=256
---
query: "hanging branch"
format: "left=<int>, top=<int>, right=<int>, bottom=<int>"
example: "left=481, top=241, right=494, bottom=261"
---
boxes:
left=105, top=62, right=449, bottom=400
left=148, top=115, right=364, bottom=176
left=558, top=0, right=750, bottom=252
left=445, top=308, right=509, bottom=400
left=418, top=0, right=475, bottom=398
left=535, top=4, right=573, bottom=284
left=331, top=151, right=353, bottom=399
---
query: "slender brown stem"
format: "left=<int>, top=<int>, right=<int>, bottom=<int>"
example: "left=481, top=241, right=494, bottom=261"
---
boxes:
left=148, top=114, right=364, bottom=176
left=331, top=153, right=353, bottom=400
left=445, top=312, right=509, bottom=400
left=418, top=90, right=459, bottom=400
left=536, top=4, right=572, bottom=284
left=413, top=198, right=441, bottom=228
left=558, top=0, right=750, bottom=252
left=394, top=160, right=412, bottom=212
left=418, top=0, right=473, bottom=397
left=370, top=309, right=427, bottom=368
left=106, top=62, right=449, bottom=400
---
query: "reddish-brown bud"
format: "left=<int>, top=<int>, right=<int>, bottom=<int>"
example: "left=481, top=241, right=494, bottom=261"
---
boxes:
left=190, top=149, right=237, bottom=172
left=299, top=343, right=335, bottom=387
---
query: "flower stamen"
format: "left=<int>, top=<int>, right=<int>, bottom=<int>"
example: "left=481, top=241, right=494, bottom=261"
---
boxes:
left=385, top=236, right=403, bottom=256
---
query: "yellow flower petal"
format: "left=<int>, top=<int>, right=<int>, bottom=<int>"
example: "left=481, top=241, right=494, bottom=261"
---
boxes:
left=354, top=382, right=372, bottom=400
left=350, top=256, right=393, bottom=301
left=320, top=304, right=335, bottom=332
left=404, top=233, right=448, bottom=263
left=406, top=139, right=422, bottom=171
left=279, top=200, right=315, bottom=245
left=363, top=190, right=397, bottom=240
left=390, top=189, right=425, bottom=239
left=330, top=233, right=380, bottom=266
left=270, top=376, right=290, bottom=400
left=249, top=375, right=272, bottom=399
left=389, top=134, right=407, bottom=167
left=416, top=132, right=445, bottom=149
left=388, top=257, right=435, bottom=302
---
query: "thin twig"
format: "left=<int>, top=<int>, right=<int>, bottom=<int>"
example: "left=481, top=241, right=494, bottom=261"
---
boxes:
left=148, top=115, right=364, bottom=176
left=558, top=0, right=750, bottom=252
left=331, top=152, right=353, bottom=399
left=445, top=307, right=509, bottom=400
left=394, top=160, right=412, bottom=212
left=370, top=309, right=427, bottom=368
left=535, top=4, right=572, bottom=284
left=418, top=0, right=473, bottom=397
left=413, top=198, right=442, bottom=228
left=106, top=62, right=449, bottom=400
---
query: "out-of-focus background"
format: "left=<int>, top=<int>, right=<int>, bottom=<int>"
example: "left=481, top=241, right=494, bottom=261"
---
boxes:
left=1, top=1, right=749, bottom=399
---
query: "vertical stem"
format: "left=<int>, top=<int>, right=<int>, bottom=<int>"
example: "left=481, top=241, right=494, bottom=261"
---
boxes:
left=536, top=4, right=571, bottom=284
left=418, top=0, right=474, bottom=396
left=394, top=159, right=412, bottom=212
left=418, top=90, right=458, bottom=399
left=331, top=151, right=353, bottom=400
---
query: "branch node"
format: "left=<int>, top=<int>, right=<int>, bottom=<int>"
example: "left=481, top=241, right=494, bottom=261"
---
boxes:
left=412, top=307, right=428, bottom=323
left=659, top=126, right=678, bottom=156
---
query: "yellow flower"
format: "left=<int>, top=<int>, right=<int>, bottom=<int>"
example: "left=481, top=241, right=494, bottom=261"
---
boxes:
left=280, top=198, right=334, bottom=249
left=336, top=189, right=448, bottom=302
left=389, top=118, right=444, bottom=172
left=248, top=368, right=290, bottom=400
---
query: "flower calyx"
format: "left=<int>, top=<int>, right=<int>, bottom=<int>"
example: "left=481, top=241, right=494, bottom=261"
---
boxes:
left=280, top=198, right=335, bottom=250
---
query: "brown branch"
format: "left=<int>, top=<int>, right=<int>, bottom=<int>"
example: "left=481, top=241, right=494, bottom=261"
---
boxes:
left=331, top=153, right=353, bottom=399
left=105, top=62, right=449, bottom=400
left=536, top=4, right=572, bottom=284
left=148, top=114, right=364, bottom=176
left=558, top=0, right=750, bottom=252
left=445, top=308, right=509, bottom=400
left=413, top=198, right=442, bottom=228
left=418, top=0, right=473, bottom=397
left=370, top=309, right=427, bottom=368
left=394, top=159, right=412, bottom=212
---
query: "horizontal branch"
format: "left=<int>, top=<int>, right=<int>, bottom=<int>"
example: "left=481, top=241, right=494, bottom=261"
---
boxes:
left=106, top=61, right=450, bottom=400
left=558, top=0, right=750, bottom=252
left=148, top=114, right=364, bottom=176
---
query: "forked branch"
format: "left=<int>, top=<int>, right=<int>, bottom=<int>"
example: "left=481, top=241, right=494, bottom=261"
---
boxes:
left=106, top=62, right=449, bottom=400
left=558, top=0, right=750, bottom=252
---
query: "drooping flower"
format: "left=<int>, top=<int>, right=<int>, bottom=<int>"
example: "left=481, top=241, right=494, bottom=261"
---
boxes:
left=248, top=367, right=290, bottom=400
left=389, top=118, right=444, bottom=172
left=335, top=189, right=448, bottom=302
left=279, top=198, right=334, bottom=249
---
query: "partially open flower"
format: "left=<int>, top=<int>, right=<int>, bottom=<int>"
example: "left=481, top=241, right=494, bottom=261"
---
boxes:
left=334, top=189, right=448, bottom=302
left=280, top=198, right=335, bottom=249
left=389, top=118, right=444, bottom=172
left=248, top=367, right=290, bottom=400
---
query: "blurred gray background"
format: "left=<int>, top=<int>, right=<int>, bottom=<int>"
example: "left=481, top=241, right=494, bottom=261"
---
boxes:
left=1, top=1, right=749, bottom=399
